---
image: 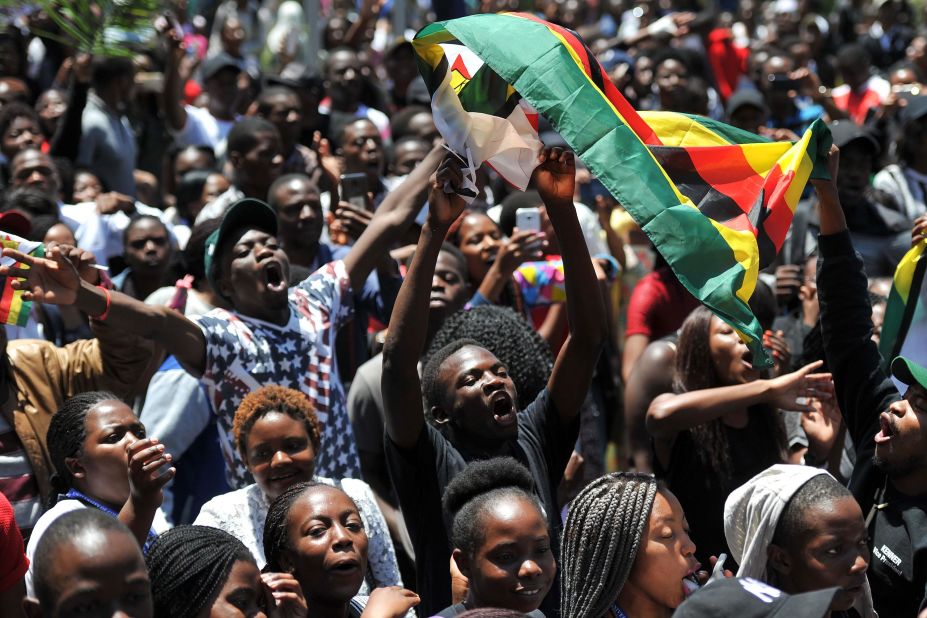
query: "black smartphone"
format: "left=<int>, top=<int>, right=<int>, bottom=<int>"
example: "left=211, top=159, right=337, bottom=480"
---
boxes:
left=339, top=173, right=368, bottom=209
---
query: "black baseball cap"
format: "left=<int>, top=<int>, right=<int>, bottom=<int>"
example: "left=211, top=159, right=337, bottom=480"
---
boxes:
left=674, top=578, right=838, bottom=618
left=204, top=199, right=278, bottom=294
left=726, top=89, right=769, bottom=118
left=829, top=120, right=880, bottom=155
left=200, top=52, right=242, bottom=82
left=891, top=356, right=927, bottom=392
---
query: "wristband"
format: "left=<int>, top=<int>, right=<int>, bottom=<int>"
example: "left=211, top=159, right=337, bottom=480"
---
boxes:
left=91, top=285, right=111, bottom=321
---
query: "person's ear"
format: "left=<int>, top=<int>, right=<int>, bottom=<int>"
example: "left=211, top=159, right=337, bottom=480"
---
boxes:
left=22, top=596, right=43, bottom=618
left=767, top=543, right=791, bottom=576
left=65, top=456, right=85, bottom=481
left=452, top=548, right=471, bottom=580
left=228, top=150, right=241, bottom=168
left=431, top=405, right=450, bottom=425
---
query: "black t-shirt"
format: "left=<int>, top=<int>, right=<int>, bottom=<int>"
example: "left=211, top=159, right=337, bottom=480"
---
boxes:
left=384, top=388, right=577, bottom=617
left=654, top=407, right=781, bottom=564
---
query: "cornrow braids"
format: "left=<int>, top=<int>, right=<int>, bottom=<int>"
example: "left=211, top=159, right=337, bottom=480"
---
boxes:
left=46, top=391, right=120, bottom=497
left=457, top=609, right=530, bottom=618
left=146, top=525, right=256, bottom=618
left=263, top=480, right=322, bottom=573
left=233, top=385, right=322, bottom=460
left=561, top=472, right=658, bottom=618
left=442, top=457, right=541, bottom=556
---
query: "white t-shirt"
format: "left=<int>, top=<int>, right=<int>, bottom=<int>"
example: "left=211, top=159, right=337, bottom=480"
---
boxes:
left=173, top=105, right=238, bottom=159
left=25, top=499, right=171, bottom=595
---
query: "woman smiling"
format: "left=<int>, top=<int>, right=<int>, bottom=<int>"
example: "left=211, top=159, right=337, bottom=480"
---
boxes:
left=195, top=385, right=401, bottom=592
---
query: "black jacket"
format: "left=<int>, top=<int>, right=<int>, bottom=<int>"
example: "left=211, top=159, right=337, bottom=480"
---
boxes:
left=818, top=230, right=927, bottom=617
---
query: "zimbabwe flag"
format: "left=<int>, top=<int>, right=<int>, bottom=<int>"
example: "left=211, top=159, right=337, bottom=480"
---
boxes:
left=414, top=12, right=831, bottom=367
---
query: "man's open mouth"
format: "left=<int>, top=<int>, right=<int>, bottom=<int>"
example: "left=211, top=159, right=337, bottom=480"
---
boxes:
left=875, top=412, right=896, bottom=444
left=263, top=262, right=287, bottom=293
left=491, top=392, right=516, bottom=426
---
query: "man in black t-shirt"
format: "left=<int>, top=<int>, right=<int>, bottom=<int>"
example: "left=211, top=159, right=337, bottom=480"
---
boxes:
left=816, top=144, right=927, bottom=617
left=381, top=148, right=606, bottom=615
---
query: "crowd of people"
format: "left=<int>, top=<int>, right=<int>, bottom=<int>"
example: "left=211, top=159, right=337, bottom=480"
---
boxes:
left=0, top=0, right=925, bottom=617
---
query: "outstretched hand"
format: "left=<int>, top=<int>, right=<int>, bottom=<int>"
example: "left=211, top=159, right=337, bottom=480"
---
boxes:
left=534, top=146, right=576, bottom=206
left=0, top=245, right=81, bottom=305
left=767, top=360, right=834, bottom=412
left=427, top=154, right=468, bottom=229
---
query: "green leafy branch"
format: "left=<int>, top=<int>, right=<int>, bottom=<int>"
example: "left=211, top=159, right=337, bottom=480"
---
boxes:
left=11, top=0, right=162, bottom=57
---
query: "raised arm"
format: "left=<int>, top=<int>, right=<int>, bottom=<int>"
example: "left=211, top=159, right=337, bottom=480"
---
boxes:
left=534, top=147, right=607, bottom=423
left=159, top=24, right=188, bottom=133
left=381, top=155, right=466, bottom=449
left=1, top=246, right=206, bottom=376
left=343, top=144, right=444, bottom=291
left=646, top=360, right=828, bottom=438
left=814, top=145, right=901, bottom=448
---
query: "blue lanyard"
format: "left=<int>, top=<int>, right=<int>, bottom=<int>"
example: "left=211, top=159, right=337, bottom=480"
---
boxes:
left=611, top=603, right=630, bottom=618
left=65, top=489, right=158, bottom=553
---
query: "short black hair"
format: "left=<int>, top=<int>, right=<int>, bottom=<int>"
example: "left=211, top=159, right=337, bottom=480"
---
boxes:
left=772, top=474, right=853, bottom=549
left=442, top=457, right=542, bottom=556
left=421, top=337, right=484, bottom=412
left=267, top=173, right=318, bottom=210
left=33, top=509, right=138, bottom=611
left=425, top=306, right=554, bottom=409
left=227, top=117, right=279, bottom=158
left=389, top=105, right=432, bottom=140
left=437, top=242, right=468, bottom=279
left=0, top=101, right=38, bottom=139
left=2, top=186, right=56, bottom=218
left=122, top=214, right=168, bottom=247
left=837, top=43, right=871, bottom=68
left=255, top=85, right=300, bottom=115
left=90, top=56, right=134, bottom=90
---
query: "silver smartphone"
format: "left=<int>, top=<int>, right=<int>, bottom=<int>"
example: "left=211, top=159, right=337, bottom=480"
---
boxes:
left=339, top=173, right=368, bottom=209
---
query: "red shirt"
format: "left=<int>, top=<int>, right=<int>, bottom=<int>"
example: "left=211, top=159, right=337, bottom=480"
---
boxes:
left=625, top=266, right=700, bottom=340
left=0, top=492, right=27, bottom=593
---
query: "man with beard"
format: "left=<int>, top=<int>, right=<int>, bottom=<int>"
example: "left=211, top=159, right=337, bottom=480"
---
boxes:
left=3, top=146, right=443, bottom=490
left=817, top=143, right=927, bottom=617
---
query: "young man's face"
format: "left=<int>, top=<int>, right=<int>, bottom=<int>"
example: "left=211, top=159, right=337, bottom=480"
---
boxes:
left=272, top=177, right=324, bottom=251
left=434, top=345, right=520, bottom=445
left=219, top=227, right=291, bottom=317
left=232, top=131, right=284, bottom=194
left=874, top=384, right=927, bottom=477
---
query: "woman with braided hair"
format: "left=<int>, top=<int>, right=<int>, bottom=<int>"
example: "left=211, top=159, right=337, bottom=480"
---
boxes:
left=263, top=481, right=420, bottom=618
left=437, top=457, right=554, bottom=617
left=25, top=391, right=174, bottom=596
left=646, top=306, right=835, bottom=563
left=146, top=524, right=305, bottom=617
left=560, top=472, right=700, bottom=618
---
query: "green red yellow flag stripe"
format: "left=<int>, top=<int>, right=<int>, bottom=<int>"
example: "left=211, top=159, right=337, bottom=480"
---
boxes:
left=0, top=234, right=43, bottom=327
left=414, top=12, right=831, bottom=367
left=879, top=240, right=927, bottom=367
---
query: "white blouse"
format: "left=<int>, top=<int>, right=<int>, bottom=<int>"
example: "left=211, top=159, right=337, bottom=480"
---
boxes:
left=194, top=476, right=402, bottom=593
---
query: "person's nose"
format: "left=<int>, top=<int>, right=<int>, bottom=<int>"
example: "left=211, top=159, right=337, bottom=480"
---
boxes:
left=331, top=522, right=354, bottom=548
left=482, top=371, right=505, bottom=394
left=287, top=109, right=301, bottom=124
left=431, top=274, right=446, bottom=292
left=518, top=559, right=543, bottom=579
left=850, top=548, right=869, bottom=574
left=271, top=449, right=292, bottom=467
left=889, top=399, right=908, bottom=419
left=299, top=204, right=317, bottom=222
left=27, top=170, right=44, bottom=185
left=344, top=67, right=357, bottom=81
left=680, top=530, right=696, bottom=558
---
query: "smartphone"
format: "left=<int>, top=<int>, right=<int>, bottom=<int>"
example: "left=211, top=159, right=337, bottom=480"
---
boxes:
left=768, top=74, right=799, bottom=91
left=515, top=207, right=542, bottom=233
left=339, top=173, right=368, bottom=209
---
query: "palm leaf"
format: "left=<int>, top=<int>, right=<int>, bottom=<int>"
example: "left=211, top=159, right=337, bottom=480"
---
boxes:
left=15, top=0, right=161, bottom=57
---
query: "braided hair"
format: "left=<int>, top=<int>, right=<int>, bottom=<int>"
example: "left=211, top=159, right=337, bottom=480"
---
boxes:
left=561, top=472, right=658, bottom=618
left=457, top=610, right=530, bottom=618
left=46, top=391, right=120, bottom=498
left=442, top=457, right=542, bottom=557
left=263, top=480, right=322, bottom=573
left=146, top=525, right=256, bottom=617
left=425, top=305, right=553, bottom=409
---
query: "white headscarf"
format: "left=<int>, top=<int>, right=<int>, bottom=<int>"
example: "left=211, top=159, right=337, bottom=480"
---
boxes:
left=724, top=464, right=828, bottom=580
left=724, top=464, right=878, bottom=618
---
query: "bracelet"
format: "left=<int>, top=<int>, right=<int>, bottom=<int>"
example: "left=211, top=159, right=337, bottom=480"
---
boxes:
left=91, top=285, right=111, bottom=321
